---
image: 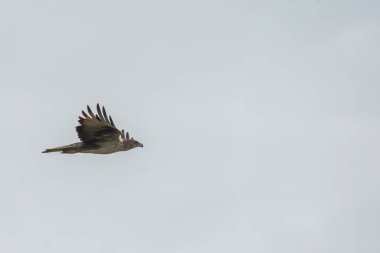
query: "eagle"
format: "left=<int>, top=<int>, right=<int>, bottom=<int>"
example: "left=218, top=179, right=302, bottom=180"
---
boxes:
left=42, top=104, right=143, bottom=154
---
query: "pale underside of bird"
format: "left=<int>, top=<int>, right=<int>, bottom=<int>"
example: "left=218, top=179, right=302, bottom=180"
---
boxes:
left=42, top=104, right=143, bottom=154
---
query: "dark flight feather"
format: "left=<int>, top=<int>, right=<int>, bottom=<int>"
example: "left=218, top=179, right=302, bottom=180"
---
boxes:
left=76, top=103, right=121, bottom=144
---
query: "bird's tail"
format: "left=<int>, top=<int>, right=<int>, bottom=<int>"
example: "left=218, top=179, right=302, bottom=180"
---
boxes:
left=42, top=143, right=83, bottom=154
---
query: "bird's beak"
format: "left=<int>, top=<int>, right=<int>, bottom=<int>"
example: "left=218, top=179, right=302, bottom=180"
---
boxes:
left=140, top=143, right=144, bottom=148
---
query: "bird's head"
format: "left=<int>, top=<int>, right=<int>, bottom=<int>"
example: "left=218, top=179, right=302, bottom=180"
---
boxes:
left=121, top=130, right=143, bottom=151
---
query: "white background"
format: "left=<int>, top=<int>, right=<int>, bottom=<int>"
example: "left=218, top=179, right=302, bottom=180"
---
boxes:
left=1, top=1, right=379, bottom=252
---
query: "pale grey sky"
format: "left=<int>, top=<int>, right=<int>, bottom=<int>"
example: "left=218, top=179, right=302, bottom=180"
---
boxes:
left=1, top=1, right=379, bottom=252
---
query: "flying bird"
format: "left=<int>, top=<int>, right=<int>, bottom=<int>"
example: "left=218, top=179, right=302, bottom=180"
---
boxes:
left=42, top=104, right=143, bottom=154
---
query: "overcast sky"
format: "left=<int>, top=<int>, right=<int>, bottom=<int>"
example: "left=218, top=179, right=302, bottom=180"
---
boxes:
left=1, top=0, right=379, bottom=252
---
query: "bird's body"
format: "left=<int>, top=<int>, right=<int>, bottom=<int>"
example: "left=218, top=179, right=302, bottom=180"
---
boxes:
left=43, top=104, right=143, bottom=154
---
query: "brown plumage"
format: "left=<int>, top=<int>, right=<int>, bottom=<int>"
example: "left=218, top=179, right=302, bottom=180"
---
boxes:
left=42, top=104, right=143, bottom=154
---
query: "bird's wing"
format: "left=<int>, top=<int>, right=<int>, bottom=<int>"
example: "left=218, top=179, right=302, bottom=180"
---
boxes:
left=76, top=104, right=122, bottom=144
